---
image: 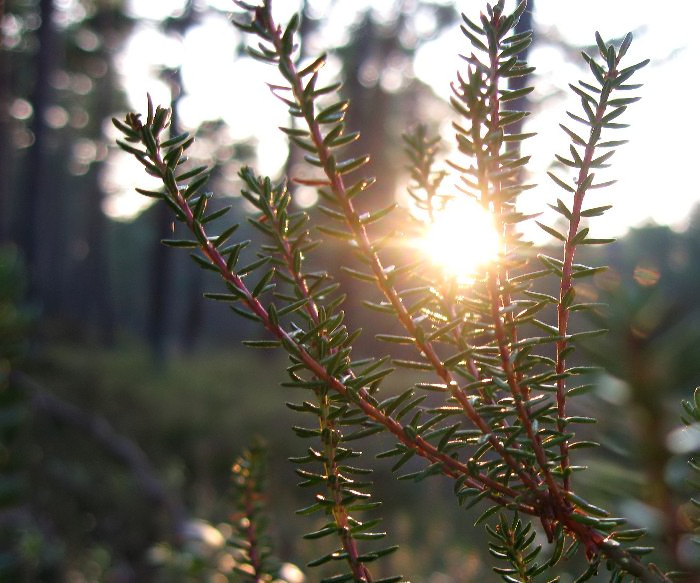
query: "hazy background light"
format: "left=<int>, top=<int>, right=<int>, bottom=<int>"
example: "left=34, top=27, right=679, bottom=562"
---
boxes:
left=126, top=0, right=189, bottom=21
left=180, top=12, right=238, bottom=124
left=116, top=24, right=176, bottom=109
left=417, top=2, right=700, bottom=242
left=526, top=0, right=700, bottom=237
left=109, top=0, right=700, bottom=238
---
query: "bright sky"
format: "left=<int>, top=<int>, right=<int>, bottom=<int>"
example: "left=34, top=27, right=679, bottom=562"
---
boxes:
left=107, top=0, right=700, bottom=244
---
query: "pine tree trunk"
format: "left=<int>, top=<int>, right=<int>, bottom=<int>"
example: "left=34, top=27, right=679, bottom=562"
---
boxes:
left=15, top=0, right=55, bottom=297
left=0, top=0, right=11, bottom=243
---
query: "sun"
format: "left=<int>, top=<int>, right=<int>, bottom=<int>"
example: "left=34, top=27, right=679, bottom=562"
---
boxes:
left=417, top=197, right=500, bottom=284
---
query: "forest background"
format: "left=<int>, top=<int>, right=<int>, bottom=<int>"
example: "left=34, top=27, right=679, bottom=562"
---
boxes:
left=1, top=0, right=700, bottom=581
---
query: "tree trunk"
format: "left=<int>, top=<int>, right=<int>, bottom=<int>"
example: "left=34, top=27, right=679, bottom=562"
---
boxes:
left=82, top=8, right=118, bottom=345
left=0, top=0, right=10, bottom=243
left=146, top=201, right=173, bottom=364
left=15, top=0, right=55, bottom=297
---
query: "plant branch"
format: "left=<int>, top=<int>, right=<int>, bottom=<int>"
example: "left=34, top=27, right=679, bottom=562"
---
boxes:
left=258, top=2, right=540, bottom=496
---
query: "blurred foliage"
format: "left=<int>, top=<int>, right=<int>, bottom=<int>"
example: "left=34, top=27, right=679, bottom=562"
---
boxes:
left=14, top=342, right=295, bottom=579
left=0, top=246, right=32, bottom=579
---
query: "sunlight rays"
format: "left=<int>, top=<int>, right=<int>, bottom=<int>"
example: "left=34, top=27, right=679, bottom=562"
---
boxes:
left=416, top=197, right=500, bottom=284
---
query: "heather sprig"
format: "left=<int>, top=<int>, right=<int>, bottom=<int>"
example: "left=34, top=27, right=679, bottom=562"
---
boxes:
left=229, top=441, right=280, bottom=581
left=112, top=0, right=671, bottom=580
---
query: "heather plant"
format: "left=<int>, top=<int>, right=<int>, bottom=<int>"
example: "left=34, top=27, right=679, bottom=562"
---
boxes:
left=112, top=0, right=690, bottom=580
left=151, top=441, right=288, bottom=582
left=227, top=440, right=281, bottom=580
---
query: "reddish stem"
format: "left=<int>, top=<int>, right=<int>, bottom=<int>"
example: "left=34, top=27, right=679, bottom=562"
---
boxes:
left=471, top=13, right=562, bottom=505
left=264, top=5, right=539, bottom=495
left=556, top=66, right=618, bottom=492
left=243, top=471, right=265, bottom=582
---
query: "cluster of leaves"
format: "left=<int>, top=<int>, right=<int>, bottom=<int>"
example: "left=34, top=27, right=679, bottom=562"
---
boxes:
left=112, top=1, right=678, bottom=581
left=487, top=512, right=561, bottom=583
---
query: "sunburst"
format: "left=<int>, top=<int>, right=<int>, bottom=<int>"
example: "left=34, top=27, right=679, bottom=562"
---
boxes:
left=417, top=197, right=500, bottom=284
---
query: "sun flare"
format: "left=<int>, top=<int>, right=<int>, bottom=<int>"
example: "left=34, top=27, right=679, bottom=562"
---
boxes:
left=417, top=197, right=500, bottom=284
